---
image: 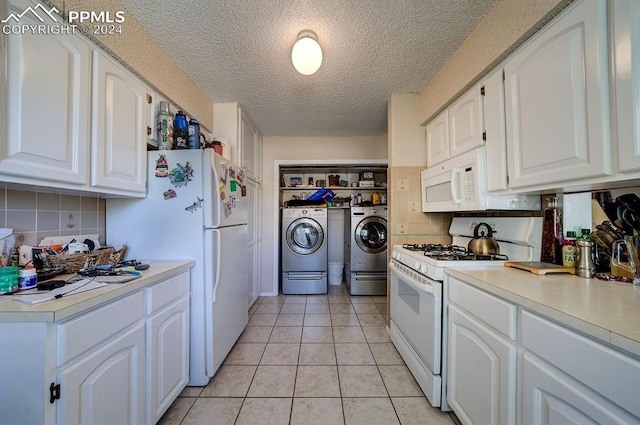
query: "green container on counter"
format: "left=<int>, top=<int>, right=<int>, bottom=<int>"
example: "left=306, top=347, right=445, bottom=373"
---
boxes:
left=0, top=266, right=19, bottom=293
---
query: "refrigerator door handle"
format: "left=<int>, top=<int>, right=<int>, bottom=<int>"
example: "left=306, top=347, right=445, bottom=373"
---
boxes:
left=210, top=229, right=222, bottom=303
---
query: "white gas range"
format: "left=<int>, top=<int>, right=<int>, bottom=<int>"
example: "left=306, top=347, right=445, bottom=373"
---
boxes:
left=389, top=217, right=542, bottom=410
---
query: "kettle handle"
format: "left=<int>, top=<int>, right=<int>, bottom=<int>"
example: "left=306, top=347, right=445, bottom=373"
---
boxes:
left=473, top=222, right=495, bottom=238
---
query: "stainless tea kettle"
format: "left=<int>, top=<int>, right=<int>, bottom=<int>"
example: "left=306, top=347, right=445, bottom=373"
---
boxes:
left=468, top=223, right=500, bottom=255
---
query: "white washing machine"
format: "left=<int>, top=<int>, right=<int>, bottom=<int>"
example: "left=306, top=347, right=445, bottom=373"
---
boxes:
left=345, top=206, right=388, bottom=295
left=281, top=208, right=328, bottom=294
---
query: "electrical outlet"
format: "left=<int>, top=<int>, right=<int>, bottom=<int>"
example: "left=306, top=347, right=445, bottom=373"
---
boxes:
left=410, top=201, right=418, bottom=212
left=397, top=179, right=408, bottom=191
left=398, top=223, right=407, bottom=234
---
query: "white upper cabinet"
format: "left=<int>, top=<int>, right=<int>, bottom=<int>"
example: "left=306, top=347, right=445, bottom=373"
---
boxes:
left=449, top=85, right=484, bottom=158
left=91, top=51, right=148, bottom=194
left=426, top=110, right=450, bottom=167
left=240, top=110, right=262, bottom=181
left=213, top=102, right=262, bottom=181
left=482, top=69, right=509, bottom=193
left=0, top=0, right=90, bottom=185
left=613, top=0, right=640, bottom=174
left=503, top=0, right=611, bottom=190
left=426, top=84, right=484, bottom=168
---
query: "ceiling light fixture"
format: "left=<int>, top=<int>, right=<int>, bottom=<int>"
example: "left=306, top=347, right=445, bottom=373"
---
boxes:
left=291, top=30, right=323, bottom=75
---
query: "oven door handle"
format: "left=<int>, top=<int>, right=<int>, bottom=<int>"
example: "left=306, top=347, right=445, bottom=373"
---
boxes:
left=389, top=261, right=436, bottom=295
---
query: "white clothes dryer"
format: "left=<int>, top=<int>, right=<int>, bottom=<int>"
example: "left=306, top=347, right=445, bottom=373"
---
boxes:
left=345, top=206, right=388, bottom=295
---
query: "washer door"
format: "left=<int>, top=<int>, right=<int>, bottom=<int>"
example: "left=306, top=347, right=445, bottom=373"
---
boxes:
left=355, top=217, right=387, bottom=254
left=286, top=218, right=325, bottom=255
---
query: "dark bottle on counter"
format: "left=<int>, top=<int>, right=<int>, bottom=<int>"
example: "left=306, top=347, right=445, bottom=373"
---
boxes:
left=173, top=111, right=189, bottom=149
left=541, top=197, right=563, bottom=264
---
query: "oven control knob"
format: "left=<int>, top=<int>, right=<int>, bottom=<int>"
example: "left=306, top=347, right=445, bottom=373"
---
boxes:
left=414, top=261, right=421, bottom=271
left=395, top=252, right=402, bottom=261
left=420, top=264, right=428, bottom=274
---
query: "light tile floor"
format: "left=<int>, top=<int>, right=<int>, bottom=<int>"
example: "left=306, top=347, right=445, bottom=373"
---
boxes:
left=158, top=284, right=460, bottom=425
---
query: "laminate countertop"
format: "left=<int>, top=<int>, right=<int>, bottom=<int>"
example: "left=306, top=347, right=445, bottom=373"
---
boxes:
left=446, top=266, right=640, bottom=358
left=0, top=261, right=194, bottom=323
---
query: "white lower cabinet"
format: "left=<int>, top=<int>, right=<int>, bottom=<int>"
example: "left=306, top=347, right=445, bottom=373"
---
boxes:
left=448, top=305, right=516, bottom=425
left=447, top=278, right=516, bottom=425
left=146, top=294, right=190, bottom=425
left=520, top=310, right=640, bottom=424
left=57, top=323, right=146, bottom=425
left=521, top=353, right=635, bottom=425
left=0, top=271, right=190, bottom=425
left=446, top=275, right=640, bottom=425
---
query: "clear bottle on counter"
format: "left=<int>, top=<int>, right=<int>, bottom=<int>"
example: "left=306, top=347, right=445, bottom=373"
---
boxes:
left=562, top=231, right=578, bottom=268
left=541, top=197, right=563, bottom=264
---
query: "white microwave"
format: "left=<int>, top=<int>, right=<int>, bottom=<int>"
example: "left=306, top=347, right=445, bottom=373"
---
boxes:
left=421, top=148, right=541, bottom=212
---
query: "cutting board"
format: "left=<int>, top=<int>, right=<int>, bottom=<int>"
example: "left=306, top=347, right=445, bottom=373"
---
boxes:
left=504, top=261, right=576, bottom=275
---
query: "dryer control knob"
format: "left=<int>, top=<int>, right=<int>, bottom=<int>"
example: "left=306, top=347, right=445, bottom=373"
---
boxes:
left=302, top=209, right=307, bottom=214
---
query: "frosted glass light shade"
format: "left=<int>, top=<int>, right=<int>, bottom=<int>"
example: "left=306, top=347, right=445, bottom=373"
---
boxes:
left=291, top=31, right=322, bottom=75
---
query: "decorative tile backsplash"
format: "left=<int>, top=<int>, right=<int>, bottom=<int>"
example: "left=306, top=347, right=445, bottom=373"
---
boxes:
left=0, top=188, right=106, bottom=246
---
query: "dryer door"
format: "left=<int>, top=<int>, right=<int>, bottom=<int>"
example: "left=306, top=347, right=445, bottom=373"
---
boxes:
left=286, top=218, right=325, bottom=255
left=355, top=217, right=387, bottom=254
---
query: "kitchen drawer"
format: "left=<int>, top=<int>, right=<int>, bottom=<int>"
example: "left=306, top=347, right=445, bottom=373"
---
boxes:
left=145, top=271, right=190, bottom=314
left=521, top=310, right=640, bottom=418
left=57, top=291, right=144, bottom=365
left=448, top=276, right=516, bottom=339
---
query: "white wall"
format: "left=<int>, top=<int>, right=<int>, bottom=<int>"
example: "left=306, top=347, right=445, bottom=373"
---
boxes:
left=261, top=135, right=387, bottom=295
left=388, top=93, right=427, bottom=167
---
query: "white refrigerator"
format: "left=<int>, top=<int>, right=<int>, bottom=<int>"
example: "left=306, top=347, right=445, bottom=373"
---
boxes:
left=107, top=149, right=249, bottom=385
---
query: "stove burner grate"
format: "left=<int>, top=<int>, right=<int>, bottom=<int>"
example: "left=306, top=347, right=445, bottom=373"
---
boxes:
left=428, top=253, right=509, bottom=261
left=400, top=243, right=508, bottom=261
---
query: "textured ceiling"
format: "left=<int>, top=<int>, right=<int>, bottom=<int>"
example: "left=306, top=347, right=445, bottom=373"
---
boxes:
left=123, top=0, right=498, bottom=137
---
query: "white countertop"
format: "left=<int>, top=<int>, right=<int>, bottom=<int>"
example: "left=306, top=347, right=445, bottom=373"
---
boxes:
left=0, top=261, right=195, bottom=323
left=446, top=266, right=640, bottom=358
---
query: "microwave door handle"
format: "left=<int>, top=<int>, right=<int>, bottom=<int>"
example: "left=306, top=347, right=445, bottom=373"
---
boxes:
left=450, top=168, right=462, bottom=204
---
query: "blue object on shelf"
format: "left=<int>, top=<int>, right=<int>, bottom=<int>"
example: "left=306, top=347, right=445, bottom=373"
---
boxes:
left=307, top=187, right=335, bottom=201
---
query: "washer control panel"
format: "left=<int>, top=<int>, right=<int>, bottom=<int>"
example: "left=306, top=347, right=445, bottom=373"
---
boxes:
left=283, top=208, right=327, bottom=218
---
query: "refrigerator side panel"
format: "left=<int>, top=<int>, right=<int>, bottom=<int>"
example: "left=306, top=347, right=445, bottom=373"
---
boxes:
left=204, top=225, right=249, bottom=376
left=107, top=150, right=211, bottom=386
